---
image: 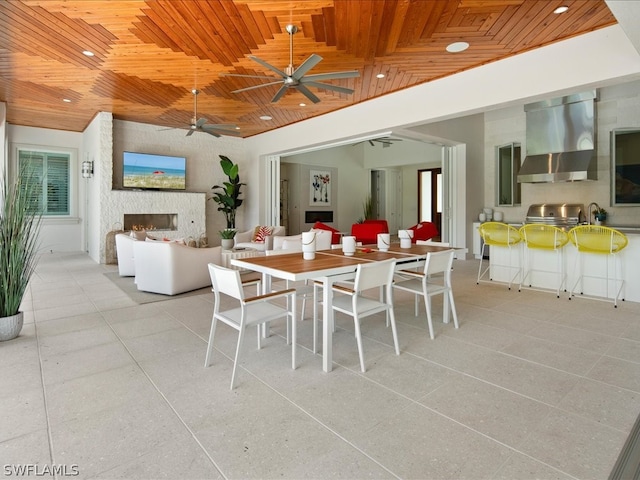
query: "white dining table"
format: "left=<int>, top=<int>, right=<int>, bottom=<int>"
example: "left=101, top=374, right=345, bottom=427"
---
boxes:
left=232, top=243, right=452, bottom=372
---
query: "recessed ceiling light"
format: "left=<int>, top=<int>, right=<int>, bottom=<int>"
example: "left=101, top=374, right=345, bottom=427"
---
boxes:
left=554, top=5, right=569, bottom=14
left=235, top=126, right=240, bottom=130
left=259, top=115, right=272, bottom=121
left=82, top=50, right=94, bottom=57
left=446, top=41, right=469, bottom=53
left=62, top=98, right=71, bottom=103
left=376, top=73, right=385, bottom=79
left=299, top=103, right=306, bottom=107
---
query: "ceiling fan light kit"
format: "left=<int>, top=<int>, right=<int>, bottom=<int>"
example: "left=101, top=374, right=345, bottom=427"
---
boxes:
left=222, top=24, right=360, bottom=104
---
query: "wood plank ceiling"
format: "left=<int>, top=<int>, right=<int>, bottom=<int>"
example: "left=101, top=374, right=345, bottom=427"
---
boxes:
left=0, top=0, right=616, bottom=138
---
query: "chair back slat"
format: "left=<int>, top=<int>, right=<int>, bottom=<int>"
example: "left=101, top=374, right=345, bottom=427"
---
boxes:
left=208, top=263, right=244, bottom=300
left=354, top=259, right=397, bottom=292
left=425, top=250, right=454, bottom=276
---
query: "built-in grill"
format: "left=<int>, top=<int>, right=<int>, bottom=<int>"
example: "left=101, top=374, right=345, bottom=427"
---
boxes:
left=525, top=203, right=586, bottom=230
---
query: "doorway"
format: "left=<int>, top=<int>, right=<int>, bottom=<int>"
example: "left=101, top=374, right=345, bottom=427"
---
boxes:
left=418, top=167, right=442, bottom=239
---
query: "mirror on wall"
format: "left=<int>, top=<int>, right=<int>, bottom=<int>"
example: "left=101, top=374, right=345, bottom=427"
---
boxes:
left=496, top=142, right=521, bottom=206
left=611, top=128, right=640, bottom=205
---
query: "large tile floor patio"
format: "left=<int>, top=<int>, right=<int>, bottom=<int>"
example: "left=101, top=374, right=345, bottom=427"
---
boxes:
left=2, top=251, right=640, bottom=479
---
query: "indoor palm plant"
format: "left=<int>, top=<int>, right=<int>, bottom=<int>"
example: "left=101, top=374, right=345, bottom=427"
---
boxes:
left=210, top=155, right=244, bottom=245
left=0, top=166, right=43, bottom=341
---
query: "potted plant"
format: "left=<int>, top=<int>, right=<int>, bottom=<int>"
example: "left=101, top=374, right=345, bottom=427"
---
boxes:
left=219, top=228, right=236, bottom=250
left=0, top=166, right=43, bottom=341
left=210, top=155, right=244, bottom=245
left=593, top=206, right=607, bottom=225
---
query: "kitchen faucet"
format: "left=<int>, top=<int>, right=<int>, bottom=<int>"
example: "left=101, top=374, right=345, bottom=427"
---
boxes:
left=587, top=202, right=600, bottom=225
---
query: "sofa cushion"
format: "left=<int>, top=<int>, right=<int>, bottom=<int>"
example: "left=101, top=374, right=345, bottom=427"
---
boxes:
left=252, top=225, right=274, bottom=243
left=313, top=221, right=341, bottom=245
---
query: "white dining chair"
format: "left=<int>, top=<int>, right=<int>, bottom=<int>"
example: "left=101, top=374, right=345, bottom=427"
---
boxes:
left=204, top=263, right=297, bottom=389
left=393, top=249, right=458, bottom=340
left=319, top=258, right=399, bottom=373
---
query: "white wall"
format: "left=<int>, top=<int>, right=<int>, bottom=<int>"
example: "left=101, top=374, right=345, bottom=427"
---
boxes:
left=8, top=125, right=84, bottom=253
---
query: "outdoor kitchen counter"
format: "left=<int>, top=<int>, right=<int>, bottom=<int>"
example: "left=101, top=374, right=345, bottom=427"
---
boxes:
left=487, top=229, right=640, bottom=304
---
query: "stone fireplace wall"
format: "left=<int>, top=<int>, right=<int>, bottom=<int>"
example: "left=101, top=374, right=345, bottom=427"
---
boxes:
left=106, top=189, right=206, bottom=242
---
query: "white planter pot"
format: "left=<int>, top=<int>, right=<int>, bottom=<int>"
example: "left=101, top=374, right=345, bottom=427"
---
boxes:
left=0, top=311, right=24, bottom=342
left=221, top=238, right=235, bottom=250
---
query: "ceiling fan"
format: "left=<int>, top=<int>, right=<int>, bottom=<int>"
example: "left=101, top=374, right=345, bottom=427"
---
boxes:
left=221, top=24, right=360, bottom=104
left=184, top=89, right=237, bottom=137
left=352, top=137, right=403, bottom=148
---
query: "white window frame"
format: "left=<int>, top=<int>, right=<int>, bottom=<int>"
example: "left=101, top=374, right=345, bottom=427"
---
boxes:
left=12, top=143, right=79, bottom=224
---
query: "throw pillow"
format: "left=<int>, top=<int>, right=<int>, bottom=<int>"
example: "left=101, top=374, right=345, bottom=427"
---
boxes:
left=252, top=225, right=274, bottom=243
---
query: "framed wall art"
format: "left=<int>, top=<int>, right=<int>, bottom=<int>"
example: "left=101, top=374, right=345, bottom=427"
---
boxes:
left=310, top=170, right=331, bottom=206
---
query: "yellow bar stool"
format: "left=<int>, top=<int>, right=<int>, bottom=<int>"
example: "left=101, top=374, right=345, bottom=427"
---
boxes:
left=568, top=225, right=628, bottom=307
left=518, top=224, right=570, bottom=298
left=477, top=222, right=523, bottom=290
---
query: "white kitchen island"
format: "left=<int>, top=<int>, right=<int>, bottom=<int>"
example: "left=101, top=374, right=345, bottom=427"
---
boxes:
left=486, top=229, right=640, bottom=304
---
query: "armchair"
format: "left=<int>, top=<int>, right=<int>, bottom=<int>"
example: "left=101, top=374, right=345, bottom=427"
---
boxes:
left=351, top=219, right=389, bottom=245
left=132, top=240, right=222, bottom=295
left=234, top=225, right=286, bottom=251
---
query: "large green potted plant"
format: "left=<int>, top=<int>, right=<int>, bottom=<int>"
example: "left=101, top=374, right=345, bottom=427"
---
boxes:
left=210, top=155, right=244, bottom=242
left=0, top=166, right=43, bottom=341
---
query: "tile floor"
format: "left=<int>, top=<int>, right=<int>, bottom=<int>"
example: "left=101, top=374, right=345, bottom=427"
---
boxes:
left=2, top=251, right=640, bottom=479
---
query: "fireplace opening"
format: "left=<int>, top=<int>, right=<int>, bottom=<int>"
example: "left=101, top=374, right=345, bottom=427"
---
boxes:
left=123, top=213, right=177, bottom=231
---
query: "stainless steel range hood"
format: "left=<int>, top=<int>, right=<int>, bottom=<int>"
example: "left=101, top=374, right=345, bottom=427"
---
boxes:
left=518, top=91, right=597, bottom=183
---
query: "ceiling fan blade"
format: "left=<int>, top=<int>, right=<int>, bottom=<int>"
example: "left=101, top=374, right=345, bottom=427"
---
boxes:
left=296, top=84, right=321, bottom=104
left=292, top=54, right=323, bottom=80
left=220, top=73, right=279, bottom=80
left=202, top=129, right=221, bottom=138
left=248, top=55, right=287, bottom=78
left=186, top=129, right=195, bottom=137
left=302, top=81, right=354, bottom=95
left=195, top=118, right=207, bottom=128
left=271, top=85, right=288, bottom=103
left=231, top=81, right=283, bottom=94
left=304, top=71, right=360, bottom=81
left=369, top=140, right=375, bottom=146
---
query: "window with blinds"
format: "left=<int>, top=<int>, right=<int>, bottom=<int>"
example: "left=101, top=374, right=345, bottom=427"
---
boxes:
left=18, top=150, right=70, bottom=216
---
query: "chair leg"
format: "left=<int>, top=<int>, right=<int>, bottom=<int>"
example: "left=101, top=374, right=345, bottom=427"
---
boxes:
left=422, top=288, right=435, bottom=340
left=204, top=317, right=218, bottom=367
left=291, top=295, right=297, bottom=370
left=388, top=307, right=400, bottom=356
left=230, top=326, right=246, bottom=390
left=448, top=289, right=459, bottom=329
left=353, top=316, right=366, bottom=373
left=312, top=283, right=319, bottom=354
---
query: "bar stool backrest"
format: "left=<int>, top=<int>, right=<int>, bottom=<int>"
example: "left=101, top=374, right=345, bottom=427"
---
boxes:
left=478, top=222, right=522, bottom=247
left=568, top=225, right=628, bottom=254
left=519, top=224, right=570, bottom=250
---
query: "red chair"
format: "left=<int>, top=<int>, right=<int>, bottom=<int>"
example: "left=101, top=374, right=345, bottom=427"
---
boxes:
left=312, top=221, right=341, bottom=245
left=351, top=220, right=389, bottom=245
left=408, top=222, right=439, bottom=243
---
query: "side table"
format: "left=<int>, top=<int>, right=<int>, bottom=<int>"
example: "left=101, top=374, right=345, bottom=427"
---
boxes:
left=220, top=248, right=263, bottom=271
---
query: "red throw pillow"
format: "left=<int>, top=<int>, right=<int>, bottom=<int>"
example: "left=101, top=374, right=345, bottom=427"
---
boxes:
left=313, top=221, right=341, bottom=245
left=252, top=225, right=273, bottom=243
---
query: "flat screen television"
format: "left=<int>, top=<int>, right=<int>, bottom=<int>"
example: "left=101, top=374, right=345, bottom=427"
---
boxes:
left=122, top=151, right=186, bottom=190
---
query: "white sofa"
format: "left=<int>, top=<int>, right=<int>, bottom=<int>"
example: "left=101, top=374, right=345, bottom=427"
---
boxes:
left=234, top=225, right=286, bottom=251
left=115, top=232, right=150, bottom=276
left=132, top=240, right=222, bottom=295
left=271, top=229, right=333, bottom=251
